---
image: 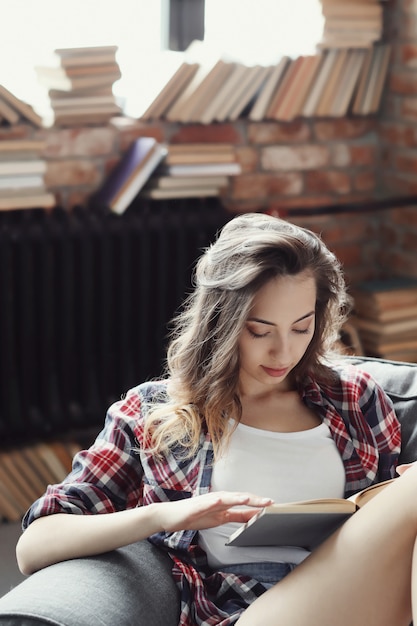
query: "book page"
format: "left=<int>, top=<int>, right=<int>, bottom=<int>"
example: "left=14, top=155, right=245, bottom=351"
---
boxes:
left=350, top=478, right=395, bottom=508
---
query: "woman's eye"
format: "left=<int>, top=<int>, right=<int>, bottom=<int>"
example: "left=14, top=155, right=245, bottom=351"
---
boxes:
left=248, top=328, right=269, bottom=338
left=293, top=328, right=311, bottom=335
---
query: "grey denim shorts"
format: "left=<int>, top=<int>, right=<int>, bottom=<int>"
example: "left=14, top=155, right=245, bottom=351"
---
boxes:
left=220, top=561, right=297, bottom=588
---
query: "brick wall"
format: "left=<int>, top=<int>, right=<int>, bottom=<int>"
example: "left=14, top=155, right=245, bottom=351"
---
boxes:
left=1, top=0, right=416, bottom=288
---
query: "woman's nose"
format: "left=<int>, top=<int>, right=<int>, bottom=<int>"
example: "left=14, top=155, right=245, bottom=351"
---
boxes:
left=270, top=337, right=290, bottom=360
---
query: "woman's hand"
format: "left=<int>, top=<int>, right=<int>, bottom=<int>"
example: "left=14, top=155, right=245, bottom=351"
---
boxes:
left=156, top=491, right=273, bottom=533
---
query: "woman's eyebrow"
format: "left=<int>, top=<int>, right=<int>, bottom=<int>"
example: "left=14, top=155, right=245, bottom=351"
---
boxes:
left=248, top=311, right=315, bottom=327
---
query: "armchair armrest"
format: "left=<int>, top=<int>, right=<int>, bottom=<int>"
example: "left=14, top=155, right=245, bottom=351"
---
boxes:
left=0, top=539, right=179, bottom=626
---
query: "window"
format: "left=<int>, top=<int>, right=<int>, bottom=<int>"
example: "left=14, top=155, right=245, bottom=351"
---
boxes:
left=204, top=0, right=323, bottom=64
left=0, top=0, right=323, bottom=118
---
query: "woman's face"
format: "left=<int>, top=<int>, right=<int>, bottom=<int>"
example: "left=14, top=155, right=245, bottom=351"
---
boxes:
left=238, top=272, right=316, bottom=394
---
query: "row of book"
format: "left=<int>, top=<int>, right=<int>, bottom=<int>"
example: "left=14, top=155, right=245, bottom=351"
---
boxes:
left=351, top=277, right=417, bottom=363
left=0, top=139, right=55, bottom=210
left=35, top=45, right=123, bottom=127
left=92, top=138, right=242, bottom=213
left=319, top=0, right=384, bottom=49
left=140, top=42, right=391, bottom=124
left=0, top=439, right=81, bottom=522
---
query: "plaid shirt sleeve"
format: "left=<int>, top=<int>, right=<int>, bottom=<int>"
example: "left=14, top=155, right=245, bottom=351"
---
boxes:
left=307, top=364, right=401, bottom=496
left=22, top=386, right=147, bottom=527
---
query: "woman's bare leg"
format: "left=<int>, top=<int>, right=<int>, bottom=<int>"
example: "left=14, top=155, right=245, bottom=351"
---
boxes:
left=236, top=465, right=417, bottom=626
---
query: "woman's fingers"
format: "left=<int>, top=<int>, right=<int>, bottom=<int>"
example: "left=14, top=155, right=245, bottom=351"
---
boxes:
left=159, top=491, right=273, bottom=532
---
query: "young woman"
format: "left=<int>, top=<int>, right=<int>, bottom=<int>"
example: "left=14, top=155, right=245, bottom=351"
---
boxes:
left=16, top=213, right=417, bottom=625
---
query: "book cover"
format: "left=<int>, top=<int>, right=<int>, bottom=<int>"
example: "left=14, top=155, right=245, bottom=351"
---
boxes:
left=165, top=42, right=223, bottom=122
left=141, top=186, right=220, bottom=200
left=48, top=86, right=114, bottom=99
left=226, top=479, right=394, bottom=549
left=0, top=192, right=56, bottom=211
left=189, top=60, right=237, bottom=123
left=353, top=277, right=417, bottom=309
left=46, top=46, right=118, bottom=69
left=248, top=56, right=290, bottom=121
left=36, top=69, right=121, bottom=92
left=36, top=63, right=120, bottom=80
left=0, top=140, right=46, bottom=155
left=329, top=49, right=367, bottom=117
left=93, top=137, right=168, bottom=214
left=315, top=48, right=349, bottom=117
left=50, top=103, right=122, bottom=117
left=183, top=59, right=237, bottom=123
left=269, top=56, right=307, bottom=120
left=199, top=62, right=244, bottom=124
left=0, top=97, right=20, bottom=125
left=354, top=303, right=417, bottom=324
left=54, top=45, right=118, bottom=57
left=148, top=174, right=229, bottom=189
left=353, top=315, right=417, bottom=337
left=321, top=4, right=382, bottom=19
left=266, top=58, right=301, bottom=119
left=227, top=65, right=273, bottom=122
left=50, top=95, right=118, bottom=109
left=282, top=55, right=324, bottom=121
left=162, top=162, right=241, bottom=177
left=0, top=160, right=46, bottom=176
left=302, top=49, right=338, bottom=117
left=0, top=85, right=43, bottom=128
left=0, top=175, right=46, bottom=190
left=140, top=62, right=199, bottom=121
left=368, top=44, right=392, bottom=114
left=165, top=143, right=235, bottom=165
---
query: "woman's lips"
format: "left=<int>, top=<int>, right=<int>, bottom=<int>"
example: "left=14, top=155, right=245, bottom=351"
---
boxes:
left=262, top=365, right=288, bottom=378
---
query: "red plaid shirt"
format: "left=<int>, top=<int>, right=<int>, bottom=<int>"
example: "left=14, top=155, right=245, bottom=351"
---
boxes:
left=24, top=363, right=401, bottom=626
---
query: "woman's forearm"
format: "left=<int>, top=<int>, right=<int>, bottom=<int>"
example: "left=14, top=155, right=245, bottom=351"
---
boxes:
left=16, top=491, right=271, bottom=576
left=16, top=503, right=163, bottom=575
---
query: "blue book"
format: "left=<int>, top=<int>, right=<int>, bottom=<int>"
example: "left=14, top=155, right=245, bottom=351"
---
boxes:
left=94, top=137, right=167, bottom=214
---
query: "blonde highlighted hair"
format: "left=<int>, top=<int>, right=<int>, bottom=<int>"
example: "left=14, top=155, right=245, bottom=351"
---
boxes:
left=144, top=212, right=351, bottom=459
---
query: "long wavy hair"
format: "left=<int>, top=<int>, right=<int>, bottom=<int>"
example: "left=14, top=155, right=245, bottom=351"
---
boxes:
left=144, top=212, right=351, bottom=459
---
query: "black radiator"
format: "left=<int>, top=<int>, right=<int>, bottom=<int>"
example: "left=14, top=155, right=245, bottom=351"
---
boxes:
left=0, top=198, right=230, bottom=445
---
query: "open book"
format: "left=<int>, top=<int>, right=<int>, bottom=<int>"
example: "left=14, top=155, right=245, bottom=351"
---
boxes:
left=226, top=478, right=395, bottom=550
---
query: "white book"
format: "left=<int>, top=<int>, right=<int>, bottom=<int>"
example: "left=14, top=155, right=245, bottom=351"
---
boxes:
left=0, top=175, right=45, bottom=190
left=165, top=162, right=241, bottom=177
left=142, top=186, right=220, bottom=199
left=0, top=161, right=47, bottom=176
left=248, top=57, right=290, bottom=121
left=149, top=175, right=229, bottom=189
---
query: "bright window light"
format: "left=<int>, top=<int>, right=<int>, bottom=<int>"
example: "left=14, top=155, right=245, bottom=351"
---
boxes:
left=0, top=0, right=323, bottom=119
left=204, top=0, right=323, bottom=64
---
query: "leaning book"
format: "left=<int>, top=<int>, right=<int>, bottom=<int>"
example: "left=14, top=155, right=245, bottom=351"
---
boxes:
left=226, top=478, right=395, bottom=550
left=93, top=137, right=167, bottom=214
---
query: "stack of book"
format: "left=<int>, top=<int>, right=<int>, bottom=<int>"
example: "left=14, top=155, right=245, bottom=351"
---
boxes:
left=142, top=143, right=241, bottom=199
left=0, top=139, right=55, bottom=210
left=0, top=84, right=43, bottom=128
left=35, top=45, right=123, bottom=127
left=0, top=440, right=81, bottom=522
left=319, top=0, right=384, bottom=49
left=351, top=277, right=417, bottom=362
left=138, top=42, right=391, bottom=123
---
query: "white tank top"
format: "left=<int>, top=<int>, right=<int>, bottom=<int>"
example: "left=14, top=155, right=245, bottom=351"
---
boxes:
left=199, top=420, right=346, bottom=568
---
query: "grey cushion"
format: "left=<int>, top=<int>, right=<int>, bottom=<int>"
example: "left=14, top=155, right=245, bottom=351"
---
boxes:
left=345, top=356, right=417, bottom=464
left=0, top=540, right=180, bottom=626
